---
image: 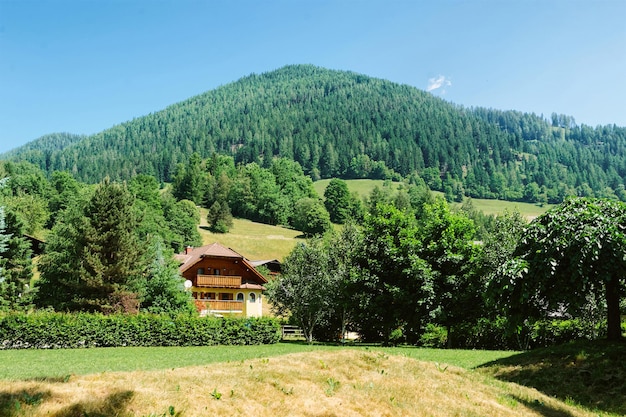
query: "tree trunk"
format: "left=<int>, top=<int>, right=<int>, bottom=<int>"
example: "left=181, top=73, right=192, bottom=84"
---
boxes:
left=605, top=278, right=622, bottom=341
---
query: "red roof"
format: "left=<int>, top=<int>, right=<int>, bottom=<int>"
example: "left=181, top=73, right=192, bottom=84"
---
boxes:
left=175, top=242, right=268, bottom=283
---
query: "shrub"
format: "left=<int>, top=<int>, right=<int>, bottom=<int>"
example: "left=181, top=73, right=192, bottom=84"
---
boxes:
left=0, top=312, right=281, bottom=349
left=418, top=324, right=448, bottom=348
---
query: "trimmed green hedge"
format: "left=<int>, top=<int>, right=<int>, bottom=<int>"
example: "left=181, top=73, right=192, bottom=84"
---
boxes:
left=0, top=312, right=281, bottom=349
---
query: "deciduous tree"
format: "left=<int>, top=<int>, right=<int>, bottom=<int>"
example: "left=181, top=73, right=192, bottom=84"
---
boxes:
left=494, top=198, right=626, bottom=341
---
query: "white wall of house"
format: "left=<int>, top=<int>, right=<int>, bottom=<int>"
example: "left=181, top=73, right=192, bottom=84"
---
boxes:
left=245, top=291, right=263, bottom=317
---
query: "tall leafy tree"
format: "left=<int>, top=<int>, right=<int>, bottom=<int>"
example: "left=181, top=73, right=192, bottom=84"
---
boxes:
left=292, top=198, right=332, bottom=237
left=206, top=201, right=233, bottom=233
left=0, top=210, right=33, bottom=310
left=354, top=204, right=434, bottom=343
left=417, top=198, right=480, bottom=346
left=137, top=237, right=195, bottom=314
left=324, top=179, right=352, bottom=224
left=494, top=198, right=626, bottom=341
left=266, top=239, right=333, bottom=343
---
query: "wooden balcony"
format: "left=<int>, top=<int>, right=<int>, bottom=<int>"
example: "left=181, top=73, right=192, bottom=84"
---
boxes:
left=206, top=300, right=244, bottom=312
left=196, top=274, right=242, bottom=288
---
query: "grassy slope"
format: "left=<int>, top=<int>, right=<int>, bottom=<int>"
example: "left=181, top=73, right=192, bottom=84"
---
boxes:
left=195, top=179, right=550, bottom=263
left=313, top=178, right=553, bottom=219
left=0, top=345, right=616, bottom=417
left=197, top=208, right=302, bottom=261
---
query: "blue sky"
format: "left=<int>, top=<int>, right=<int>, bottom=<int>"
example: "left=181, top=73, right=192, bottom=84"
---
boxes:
left=1, top=0, right=625, bottom=154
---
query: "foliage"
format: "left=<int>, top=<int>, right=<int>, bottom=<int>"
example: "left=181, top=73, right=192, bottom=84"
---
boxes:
left=206, top=201, right=233, bottom=233
left=0, top=312, right=281, bottom=348
left=137, top=237, right=196, bottom=315
left=0, top=210, right=33, bottom=311
left=291, top=198, right=332, bottom=237
left=493, top=198, right=626, bottom=341
left=353, top=203, right=435, bottom=343
left=416, top=198, right=481, bottom=346
left=266, top=238, right=336, bottom=342
left=34, top=178, right=188, bottom=314
left=7, top=65, right=626, bottom=207
left=323, top=179, right=352, bottom=223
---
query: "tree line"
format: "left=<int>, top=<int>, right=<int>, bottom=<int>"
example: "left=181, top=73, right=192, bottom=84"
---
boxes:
left=4, top=65, right=626, bottom=205
left=0, top=160, right=202, bottom=313
left=1, top=157, right=624, bottom=348
left=267, top=193, right=626, bottom=347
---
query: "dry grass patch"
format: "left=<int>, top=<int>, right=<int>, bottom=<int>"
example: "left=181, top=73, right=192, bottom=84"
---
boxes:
left=0, top=350, right=601, bottom=417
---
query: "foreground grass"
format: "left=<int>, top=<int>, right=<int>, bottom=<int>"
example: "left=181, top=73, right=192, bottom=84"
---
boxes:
left=0, top=346, right=609, bottom=417
left=479, top=340, right=626, bottom=416
left=0, top=343, right=512, bottom=381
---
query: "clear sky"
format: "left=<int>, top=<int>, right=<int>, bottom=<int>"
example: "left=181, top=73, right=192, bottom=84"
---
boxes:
left=1, top=0, right=625, bottom=154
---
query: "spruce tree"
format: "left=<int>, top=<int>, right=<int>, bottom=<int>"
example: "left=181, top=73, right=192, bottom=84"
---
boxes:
left=80, top=178, right=145, bottom=312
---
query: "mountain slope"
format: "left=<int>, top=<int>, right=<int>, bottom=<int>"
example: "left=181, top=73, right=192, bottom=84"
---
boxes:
left=5, top=64, right=626, bottom=203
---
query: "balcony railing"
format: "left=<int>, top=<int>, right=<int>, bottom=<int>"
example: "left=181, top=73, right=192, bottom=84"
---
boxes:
left=196, top=274, right=242, bottom=288
left=202, top=300, right=244, bottom=312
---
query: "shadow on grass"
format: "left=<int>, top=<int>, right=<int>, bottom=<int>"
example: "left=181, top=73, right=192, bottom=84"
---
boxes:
left=0, top=388, right=135, bottom=417
left=51, top=390, right=135, bottom=417
left=510, top=395, right=579, bottom=417
left=0, top=388, right=52, bottom=417
left=478, top=340, right=626, bottom=416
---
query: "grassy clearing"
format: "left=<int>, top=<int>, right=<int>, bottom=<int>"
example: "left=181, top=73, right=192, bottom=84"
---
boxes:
left=197, top=209, right=302, bottom=261
left=0, top=348, right=608, bottom=417
left=313, top=178, right=552, bottom=219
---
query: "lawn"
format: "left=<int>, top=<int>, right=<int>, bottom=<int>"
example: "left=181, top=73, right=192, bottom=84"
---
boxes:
left=1, top=342, right=620, bottom=417
left=0, top=343, right=514, bottom=381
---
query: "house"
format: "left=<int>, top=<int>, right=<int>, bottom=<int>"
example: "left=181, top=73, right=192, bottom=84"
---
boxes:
left=175, top=243, right=268, bottom=317
left=248, top=259, right=282, bottom=276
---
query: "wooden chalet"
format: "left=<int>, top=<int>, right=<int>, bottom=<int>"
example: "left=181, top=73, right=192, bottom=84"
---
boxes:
left=175, top=243, right=267, bottom=317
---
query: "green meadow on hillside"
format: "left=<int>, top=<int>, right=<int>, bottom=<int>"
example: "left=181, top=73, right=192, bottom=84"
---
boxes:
left=196, top=180, right=552, bottom=262
left=198, top=208, right=302, bottom=261
left=314, top=178, right=552, bottom=219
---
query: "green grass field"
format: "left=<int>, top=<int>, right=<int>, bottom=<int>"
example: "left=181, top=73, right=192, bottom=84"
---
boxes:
left=196, top=180, right=552, bottom=262
left=0, top=343, right=516, bottom=381
left=198, top=210, right=303, bottom=261
left=314, top=178, right=553, bottom=219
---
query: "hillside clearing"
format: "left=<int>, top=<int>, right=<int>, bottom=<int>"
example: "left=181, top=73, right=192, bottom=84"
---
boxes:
left=197, top=210, right=302, bottom=261
left=313, top=179, right=552, bottom=219
left=0, top=349, right=602, bottom=417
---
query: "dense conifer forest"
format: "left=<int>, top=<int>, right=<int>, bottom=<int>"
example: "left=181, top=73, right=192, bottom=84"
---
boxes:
left=3, top=64, right=626, bottom=204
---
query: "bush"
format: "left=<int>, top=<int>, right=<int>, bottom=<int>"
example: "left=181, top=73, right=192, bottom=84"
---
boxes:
left=452, top=317, right=605, bottom=350
left=0, top=312, right=281, bottom=349
left=418, top=324, right=448, bottom=348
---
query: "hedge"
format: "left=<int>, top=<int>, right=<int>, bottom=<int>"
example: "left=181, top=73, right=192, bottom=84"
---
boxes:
left=0, top=312, right=281, bottom=349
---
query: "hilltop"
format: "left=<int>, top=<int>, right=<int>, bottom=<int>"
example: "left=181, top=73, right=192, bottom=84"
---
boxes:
left=3, top=64, right=626, bottom=204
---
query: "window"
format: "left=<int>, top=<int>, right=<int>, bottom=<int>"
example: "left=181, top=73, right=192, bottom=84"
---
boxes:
left=197, top=268, right=204, bottom=275
left=213, top=268, right=220, bottom=275
left=250, top=293, right=256, bottom=303
left=236, top=293, right=244, bottom=302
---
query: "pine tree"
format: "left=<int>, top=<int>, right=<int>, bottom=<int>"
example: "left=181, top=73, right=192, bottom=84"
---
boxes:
left=35, top=178, right=147, bottom=313
left=80, top=178, right=145, bottom=313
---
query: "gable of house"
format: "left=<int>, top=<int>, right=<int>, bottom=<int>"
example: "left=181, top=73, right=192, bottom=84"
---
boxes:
left=175, top=243, right=268, bottom=317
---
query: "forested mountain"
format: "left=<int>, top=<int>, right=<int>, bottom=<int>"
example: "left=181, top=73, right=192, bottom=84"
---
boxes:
left=4, top=64, right=626, bottom=203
